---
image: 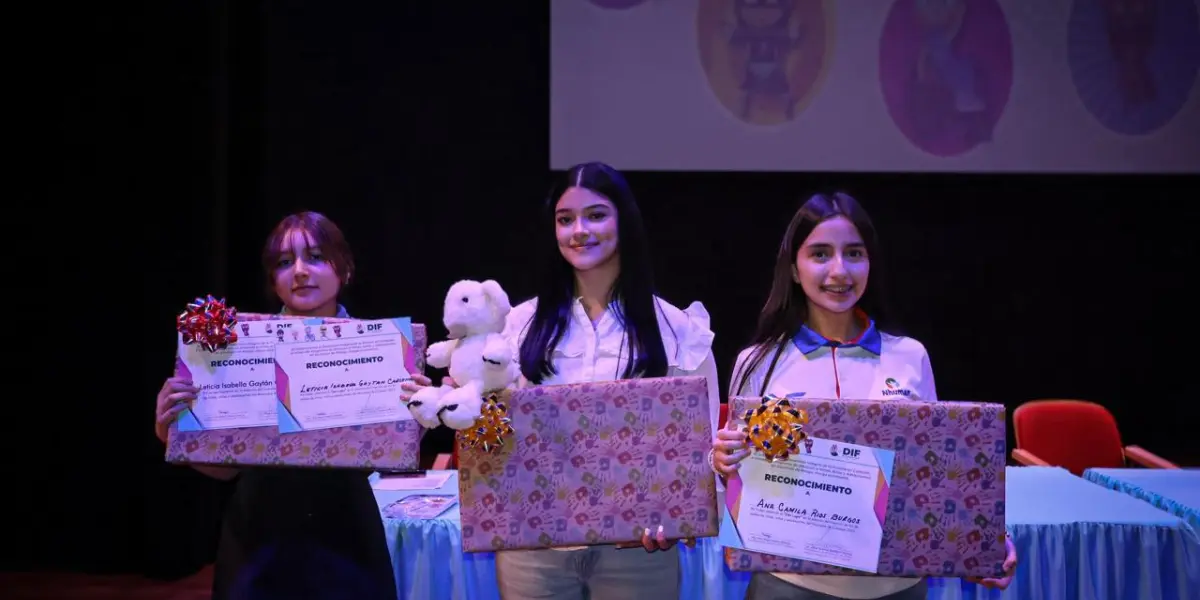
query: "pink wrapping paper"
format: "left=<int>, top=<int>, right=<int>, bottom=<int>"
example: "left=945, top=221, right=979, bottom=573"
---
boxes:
left=457, top=376, right=719, bottom=552
left=164, top=315, right=426, bottom=470
left=725, top=397, right=1008, bottom=578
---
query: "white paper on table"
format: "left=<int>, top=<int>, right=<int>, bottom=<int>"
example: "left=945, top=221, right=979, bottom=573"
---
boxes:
left=372, top=471, right=454, bottom=491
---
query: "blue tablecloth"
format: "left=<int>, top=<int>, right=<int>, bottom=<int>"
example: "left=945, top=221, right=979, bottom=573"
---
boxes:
left=375, top=467, right=1199, bottom=600
left=927, top=467, right=1198, bottom=600
left=1083, top=468, right=1200, bottom=531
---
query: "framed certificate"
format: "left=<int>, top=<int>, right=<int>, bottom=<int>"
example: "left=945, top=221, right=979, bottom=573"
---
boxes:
left=165, top=315, right=428, bottom=471
left=175, top=321, right=280, bottom=431
left=723, top=397, right=1008, bottom=579
left=274, top=317, right=418, bottom=433
left=720, top=436, right=896, bottom=573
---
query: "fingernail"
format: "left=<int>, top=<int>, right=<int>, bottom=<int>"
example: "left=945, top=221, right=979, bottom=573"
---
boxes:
left=657, top=524, right=664, bottom=535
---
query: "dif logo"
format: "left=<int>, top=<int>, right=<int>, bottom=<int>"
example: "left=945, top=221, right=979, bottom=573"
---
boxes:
left=842, top=447, right=861, bottom=459
left=367, top=323, right=384, bottom=332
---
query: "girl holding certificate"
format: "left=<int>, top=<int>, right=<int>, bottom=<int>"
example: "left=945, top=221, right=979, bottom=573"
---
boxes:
left=402, top=162, right=722, bottom=600
left=710, top=193, right=1016, bottom=600
left=154, top=212, right=397, bottom=600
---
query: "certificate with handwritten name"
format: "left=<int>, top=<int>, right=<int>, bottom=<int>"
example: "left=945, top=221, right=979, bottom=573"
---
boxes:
left=719, top=437, right=896, bottom=573
left=175, top=322, right=280, bottom=431
left=274, top=317, right=416, bottom=433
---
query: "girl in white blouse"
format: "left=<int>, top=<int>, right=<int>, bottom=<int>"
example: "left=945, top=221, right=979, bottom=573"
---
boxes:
left=711, top=193, right=1016, bottom=600
left=404, top=162, right=721, bottom=600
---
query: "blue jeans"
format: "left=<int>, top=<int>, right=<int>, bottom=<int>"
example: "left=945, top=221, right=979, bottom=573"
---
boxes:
left=745, top=574, right=928, bottom=600
left=495, top=546, right=679, bottom=600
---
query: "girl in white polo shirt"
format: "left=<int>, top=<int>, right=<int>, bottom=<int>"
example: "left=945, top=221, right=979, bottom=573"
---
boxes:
left=711, top=192, right=1015, bottom=600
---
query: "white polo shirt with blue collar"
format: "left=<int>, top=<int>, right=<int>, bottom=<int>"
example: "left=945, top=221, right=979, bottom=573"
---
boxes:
left=730, top=319, right=937, bottom=600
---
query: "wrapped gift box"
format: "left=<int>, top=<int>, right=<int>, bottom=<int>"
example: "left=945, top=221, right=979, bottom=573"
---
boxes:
left=164, top=316, right=427, bottom=470
left=725, top=397, right=1008, bottom=579
left=457, top=376, right=719, bottom=552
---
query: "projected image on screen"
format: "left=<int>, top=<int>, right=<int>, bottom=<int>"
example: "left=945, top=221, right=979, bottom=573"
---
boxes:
left=589, top=0, right=650, bottom=8
left=696, top=0, right=835, bottom=126
left=1067, top=0, right=1200, bottom=136
left=550, top=0, right=1200, bottom=173
left=878, top=0, right=1014, bottom=157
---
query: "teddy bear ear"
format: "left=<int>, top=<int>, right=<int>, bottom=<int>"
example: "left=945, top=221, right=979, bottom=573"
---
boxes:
left=480, top=280, right=511, bottom=311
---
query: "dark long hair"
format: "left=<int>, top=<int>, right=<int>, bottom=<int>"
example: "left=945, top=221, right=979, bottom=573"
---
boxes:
left=732, top=192, right=893, bottom=395
left=518, top=162, right=669, bottom=383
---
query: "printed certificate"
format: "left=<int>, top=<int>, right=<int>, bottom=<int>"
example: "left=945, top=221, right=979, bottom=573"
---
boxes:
left=275, top=317, right=416, bottom=432
left=175, top=321, right=280, bottom=431
left=719, top=437, right=896, bottom=573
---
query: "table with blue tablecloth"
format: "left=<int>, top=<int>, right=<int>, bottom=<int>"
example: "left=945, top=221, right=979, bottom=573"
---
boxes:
left=374, top=467, right=1199, bottom=600
left=926, top=467, right=1198, bottom=600
left=1083, top=468, right=1200, bottom=531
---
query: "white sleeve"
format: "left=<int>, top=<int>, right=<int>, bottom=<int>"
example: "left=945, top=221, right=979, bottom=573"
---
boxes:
left=501, top=300, right=536, bottom=388
left=917, top=347, right=938, bottom=402
left=693, top=350, right=722, bottom=442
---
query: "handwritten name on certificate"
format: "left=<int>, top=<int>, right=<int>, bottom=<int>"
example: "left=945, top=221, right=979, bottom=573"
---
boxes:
left=175, top=322, right=279, bottom=431
left=719, top=437, right=896, bottom=573
left=274, top=318, right=415, bottom=432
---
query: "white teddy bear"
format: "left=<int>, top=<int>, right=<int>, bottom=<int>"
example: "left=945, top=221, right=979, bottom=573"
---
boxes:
left=405, top=279, right=520, bottom=430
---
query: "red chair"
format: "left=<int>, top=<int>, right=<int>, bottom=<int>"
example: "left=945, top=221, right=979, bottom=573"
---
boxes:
left=1011, top=399, right=1178, bottom=476
left=433, top=448, right=455, bottom=470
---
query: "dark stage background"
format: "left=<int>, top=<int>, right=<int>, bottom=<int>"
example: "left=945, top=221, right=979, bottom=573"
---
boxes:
left=16, top=0, right=1196, bottom=582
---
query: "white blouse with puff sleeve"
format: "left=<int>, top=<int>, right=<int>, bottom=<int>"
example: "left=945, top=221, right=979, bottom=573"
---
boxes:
left=501, top=295, right=720, bottom=436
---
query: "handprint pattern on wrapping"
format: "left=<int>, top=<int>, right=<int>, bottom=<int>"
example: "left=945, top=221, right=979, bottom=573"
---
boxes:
left=726, top=398, right=1007, bottom=579
left=458, top=377, right=718, bottom=551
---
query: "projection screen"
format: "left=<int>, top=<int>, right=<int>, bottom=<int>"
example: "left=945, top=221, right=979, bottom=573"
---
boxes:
left=550, top=0, right=1200, bottom=173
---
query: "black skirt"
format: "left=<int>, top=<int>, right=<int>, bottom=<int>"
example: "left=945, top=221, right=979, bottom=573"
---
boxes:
left=212, top=469, right=397, bottom=600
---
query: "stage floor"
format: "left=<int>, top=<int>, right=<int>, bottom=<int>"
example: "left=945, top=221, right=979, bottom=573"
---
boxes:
left=0, top=565, right=213, bottom=600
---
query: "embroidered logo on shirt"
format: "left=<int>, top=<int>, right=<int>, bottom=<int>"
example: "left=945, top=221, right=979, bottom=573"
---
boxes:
left=882, top=377, right=912, bottom=397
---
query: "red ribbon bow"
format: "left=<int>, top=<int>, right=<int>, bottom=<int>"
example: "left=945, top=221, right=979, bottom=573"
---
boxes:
left=177, top=295, right=239, bottom=352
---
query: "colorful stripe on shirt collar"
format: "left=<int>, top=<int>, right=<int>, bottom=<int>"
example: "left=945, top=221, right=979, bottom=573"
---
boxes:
left=792, top=310, right=882, bottom=355
left=281, top=304, right=350, bottom=318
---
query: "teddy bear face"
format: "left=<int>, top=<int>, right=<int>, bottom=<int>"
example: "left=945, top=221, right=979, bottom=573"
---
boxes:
left=443, top=279, right=511, bottom=338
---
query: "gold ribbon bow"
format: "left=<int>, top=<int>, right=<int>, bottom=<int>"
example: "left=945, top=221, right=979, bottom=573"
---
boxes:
left=741, top=394, right=809, bottom=462
left=459, top=392, right=515, bottom=454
